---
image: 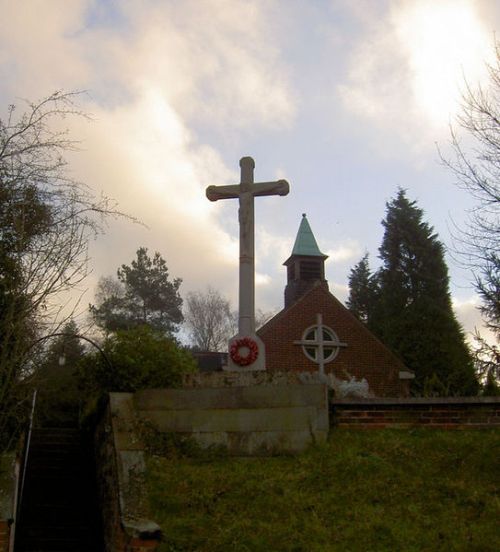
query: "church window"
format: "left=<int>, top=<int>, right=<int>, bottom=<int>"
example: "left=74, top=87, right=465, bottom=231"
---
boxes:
left=299, top=324, right=345, bottom=363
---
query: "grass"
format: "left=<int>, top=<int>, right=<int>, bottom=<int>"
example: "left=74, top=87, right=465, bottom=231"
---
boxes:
left=146, top=430, right=500, bottom=551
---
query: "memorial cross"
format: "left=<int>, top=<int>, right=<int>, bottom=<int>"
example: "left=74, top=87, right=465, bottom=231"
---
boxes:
left=206, top=157, right=289, bottom=369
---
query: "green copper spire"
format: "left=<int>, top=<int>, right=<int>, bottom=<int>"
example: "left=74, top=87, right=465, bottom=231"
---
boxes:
left=291, top=213, right=327, bottom=257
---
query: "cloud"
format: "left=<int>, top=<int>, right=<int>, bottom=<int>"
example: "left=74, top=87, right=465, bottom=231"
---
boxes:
left=330, top=282, right=350, bottom=304
left=337, top=0, right=495, bottom=156
left=452, top=295, right=496, bottom=345
left=84, top=0, right=296, bottom=132
left=325, top=241, right=363, bottom=264
left=0, top=0, right=92, bottom=97
left=0, top=0, right=297, bottom=314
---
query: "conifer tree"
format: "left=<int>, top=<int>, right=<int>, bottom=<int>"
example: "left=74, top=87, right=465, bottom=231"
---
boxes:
left=346, top=253, right=377, bottom=326
left=35, top=320, right=86, bottom=425
left=376, top=190, right=477, bottom=395
left=347, top=190, right=479, bottom=396
left=90, top=247, right=183, bottom=336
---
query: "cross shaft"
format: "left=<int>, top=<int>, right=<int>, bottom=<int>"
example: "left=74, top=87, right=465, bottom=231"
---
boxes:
left=206, top=157, right=289, bottom=337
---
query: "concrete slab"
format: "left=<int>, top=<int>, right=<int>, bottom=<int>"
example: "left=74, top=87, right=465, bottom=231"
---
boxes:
left=135, top=384, right=327, bottom=411
left=141, top=406, right=319, bottom=433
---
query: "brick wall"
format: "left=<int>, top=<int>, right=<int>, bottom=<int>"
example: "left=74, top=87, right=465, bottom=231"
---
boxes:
left=0, top=451, right=17, bottom=552
left=0, top=520, right=9, bottom=552
left=258, top=284, right=409, bottom=397
left=331, top=397, right=500, bottom=429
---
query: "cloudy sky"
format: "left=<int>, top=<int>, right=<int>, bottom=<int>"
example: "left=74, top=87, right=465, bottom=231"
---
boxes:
left=1, top=0, right=498, bottom=338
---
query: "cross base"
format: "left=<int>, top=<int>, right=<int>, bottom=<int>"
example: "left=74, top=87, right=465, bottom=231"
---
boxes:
left=224, top=333, right=266, bottom=371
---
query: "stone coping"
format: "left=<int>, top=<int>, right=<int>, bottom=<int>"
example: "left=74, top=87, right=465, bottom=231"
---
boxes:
left=331, top=397, right=500, bottom=406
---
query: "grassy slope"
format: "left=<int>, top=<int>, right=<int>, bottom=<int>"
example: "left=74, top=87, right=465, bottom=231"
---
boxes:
left=147, top=430, right=500, bottom=552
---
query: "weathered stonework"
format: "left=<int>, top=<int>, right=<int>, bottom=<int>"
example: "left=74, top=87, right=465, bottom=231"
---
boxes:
left=182, top=370, right=306, bottom=388
left=94, top=398, right=161, bottom=552
left=133, top=383, right=328, bottom=456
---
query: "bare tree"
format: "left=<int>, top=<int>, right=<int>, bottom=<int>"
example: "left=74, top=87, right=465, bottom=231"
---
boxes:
left=441, top=42, right=500, bottom=387
left=184, top=287, right=237, bottom=351
left=0, top=91, right=131, bottom=450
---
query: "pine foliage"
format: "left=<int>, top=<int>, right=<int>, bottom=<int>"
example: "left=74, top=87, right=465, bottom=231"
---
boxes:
left=90, top=247, right=183, bottom=336
left=347, top=190, right=478, bottom=396
left=346, top=253, right=377, bottom=326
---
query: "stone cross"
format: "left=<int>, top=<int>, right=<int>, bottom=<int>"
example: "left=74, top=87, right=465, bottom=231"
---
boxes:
left=206, top=157, right=289, bottom=370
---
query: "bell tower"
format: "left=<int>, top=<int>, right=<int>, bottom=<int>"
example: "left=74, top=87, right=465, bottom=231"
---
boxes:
left=283, top=214, right=329, bottom=308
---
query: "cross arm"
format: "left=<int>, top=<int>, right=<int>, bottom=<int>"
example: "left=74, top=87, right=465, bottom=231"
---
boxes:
left=252, top=180, right=289, bottom=197
left=206, top=184, right=241, bottom=202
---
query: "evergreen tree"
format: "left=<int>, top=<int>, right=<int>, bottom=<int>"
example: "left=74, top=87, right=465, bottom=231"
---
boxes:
left=90, top=247, right=183, bottom=336
left=35, top=320, right=86, bottom=425
left=346, top=253, right=378, bottom=326
left=373, top=190, right=478, bottom=396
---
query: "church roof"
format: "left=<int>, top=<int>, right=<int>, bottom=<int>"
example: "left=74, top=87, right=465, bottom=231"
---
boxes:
left=290, top=214, right=327, bottom=258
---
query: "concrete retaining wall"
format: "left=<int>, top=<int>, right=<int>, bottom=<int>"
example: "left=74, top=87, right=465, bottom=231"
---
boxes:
left=95, top=397, right=161, bottom=552
left=133, top=384, right=329, bottom=455
left=331, top=397, right=500, bottom=429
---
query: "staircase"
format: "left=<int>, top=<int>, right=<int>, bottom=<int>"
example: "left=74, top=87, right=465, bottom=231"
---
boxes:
left=15, top=427, right=103, bottom=552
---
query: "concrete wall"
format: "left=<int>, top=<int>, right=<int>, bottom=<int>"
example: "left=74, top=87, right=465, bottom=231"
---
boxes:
left=133, top=384, right=328, bottom=456
left=95, top=398, right=161, bottom=552
left=97, top=384, right=327, bottom=549
left=331, top=397, right=500, bottom=429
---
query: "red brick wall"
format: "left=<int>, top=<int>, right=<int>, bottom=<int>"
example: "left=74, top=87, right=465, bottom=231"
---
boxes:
left=331, top=398, right=500, bottom=429
left=0, top=520, right=9, bottom=552
left=258, top=284, right=409, bottom=397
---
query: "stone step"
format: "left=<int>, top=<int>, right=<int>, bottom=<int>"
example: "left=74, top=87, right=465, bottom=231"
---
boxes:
left=16, top=427, right=102, bottom=552
left=15, top=535, right=90, bottom=552
left=30, top=428, right=81, bottom=441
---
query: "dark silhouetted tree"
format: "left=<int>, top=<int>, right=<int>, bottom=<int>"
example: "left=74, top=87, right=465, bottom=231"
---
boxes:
left=35, top=320, right=86, bottom=425
left=348, top=190, right=478, bottom=396
left=78, top=325, right=196, bottom=395
left=90, top=247, right=183, bottom=336
left=0, top=91, right=127, bottom=451
left=346, top=253, right=378, bottom=326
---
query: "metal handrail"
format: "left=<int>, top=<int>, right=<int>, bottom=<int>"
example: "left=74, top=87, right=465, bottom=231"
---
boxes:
left=17, top=389, right=37, bottom=521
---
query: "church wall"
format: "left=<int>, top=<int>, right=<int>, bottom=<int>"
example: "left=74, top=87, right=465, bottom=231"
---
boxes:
left=258, top=284, right=409, bottom=397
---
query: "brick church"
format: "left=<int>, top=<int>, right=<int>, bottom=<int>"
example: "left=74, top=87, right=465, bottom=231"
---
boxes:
left=257, top=214, right=413, bottom=397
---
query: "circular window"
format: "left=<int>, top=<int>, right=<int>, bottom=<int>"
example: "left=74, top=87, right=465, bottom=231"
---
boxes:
left=300, top=324, right=344, bottom=363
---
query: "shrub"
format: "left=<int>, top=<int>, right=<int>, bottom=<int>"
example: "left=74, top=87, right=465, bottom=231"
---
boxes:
left=79, top=325, right=196, bottom=394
